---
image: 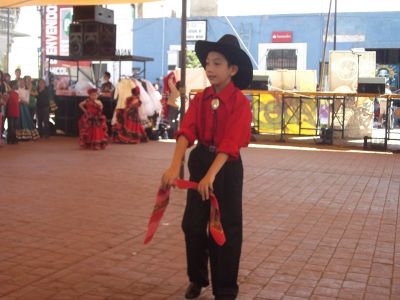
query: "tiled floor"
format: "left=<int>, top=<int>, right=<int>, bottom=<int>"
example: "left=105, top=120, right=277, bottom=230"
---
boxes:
left=0, top=137, right=399, bottom=300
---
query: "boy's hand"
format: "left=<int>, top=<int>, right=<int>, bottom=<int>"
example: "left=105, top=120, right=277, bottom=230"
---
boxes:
left=197, top=173, right=215, bottom=201
left=161, top=166, right=180, bottom=190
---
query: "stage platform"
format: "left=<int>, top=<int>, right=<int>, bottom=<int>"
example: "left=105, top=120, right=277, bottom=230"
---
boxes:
left=0, top=137, right=399, bottom=299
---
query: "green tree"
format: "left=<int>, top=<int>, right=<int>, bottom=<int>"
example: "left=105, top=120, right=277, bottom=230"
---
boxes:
left=186, top=50, right=201, bottom=68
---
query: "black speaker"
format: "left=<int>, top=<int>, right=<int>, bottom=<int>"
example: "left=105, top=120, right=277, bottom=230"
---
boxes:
left=82, top=22, right=116, bottom=56
left=247, top=75, right=271, bottom=90
left=73, top=6, right=114, bottom=24
left=69, top=23, right=83, bottom=57
left=357, top=83, right=385, bottom=94
left=357, top=77, right=385, bottom=94
left=248, top=80, right=269, bottom=90
left=83, top=22, right=100, bottom=56
left=54, top=96, right=80, bottom=136
left=99, top=23, right=116, bottom=56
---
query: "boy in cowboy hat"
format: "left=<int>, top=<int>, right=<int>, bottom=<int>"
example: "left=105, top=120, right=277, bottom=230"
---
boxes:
left=161, top=34, right=253, bottom=299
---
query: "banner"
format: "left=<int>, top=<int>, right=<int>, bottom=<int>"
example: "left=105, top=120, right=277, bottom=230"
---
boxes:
left=251, top=92, right=317, bottom=135
left=43, top=5, right=90, bottom=77
left=43, top=5, right=72, bottom=76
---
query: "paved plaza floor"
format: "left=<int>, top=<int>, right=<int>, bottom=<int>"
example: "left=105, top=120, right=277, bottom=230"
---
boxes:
left=0, top=137, right=399, bottom=300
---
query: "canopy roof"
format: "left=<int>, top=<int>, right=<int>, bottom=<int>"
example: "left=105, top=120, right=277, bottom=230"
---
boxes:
left=1, top=0, right=158, bottom=8
left=47, top=54, right=154, bottom=62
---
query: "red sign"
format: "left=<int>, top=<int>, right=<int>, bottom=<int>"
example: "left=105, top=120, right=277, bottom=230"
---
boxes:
left=272, top=31, right=293, bottom=43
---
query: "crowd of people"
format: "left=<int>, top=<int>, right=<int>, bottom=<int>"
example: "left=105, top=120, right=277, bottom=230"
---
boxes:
left=0, top=68, right=51, bottom=145
left=0, top=66, right=185, bottom=150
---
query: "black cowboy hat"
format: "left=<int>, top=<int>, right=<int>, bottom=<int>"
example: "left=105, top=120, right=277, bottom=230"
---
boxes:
left=195, top=34, right=253, bottom=90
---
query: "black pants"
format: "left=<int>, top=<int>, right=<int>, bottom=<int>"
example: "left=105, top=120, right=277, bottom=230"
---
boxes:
left=182, top=145, right=243, bottom=298
left=36, top=106, right=50, bottom=137
left=7, top=117, right=18, bottom=144
left=167, top=106, right=179, bottom=138
left=29, top=106, right=36, bottom=125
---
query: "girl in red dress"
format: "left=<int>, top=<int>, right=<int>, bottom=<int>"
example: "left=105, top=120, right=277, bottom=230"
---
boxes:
left=78, top=88, right=108, bottom=150
left=112, top=86, right=148, bottom=144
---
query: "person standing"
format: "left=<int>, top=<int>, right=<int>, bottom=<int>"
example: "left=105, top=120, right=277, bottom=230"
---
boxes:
left=0, top=71, right=6, bottom=95
left=10, top=68, right=22, bottom=89
left=100, top=71, right=114, bottom=93
left=16, top=79, right=39, bottom=140
left=0, top=72, right=11, bottom=138
left=32, top=79, right=50, bottom=138
left=0, top=71, right=6, bottom=140
left=160, top=34, right=253, bottom=300
left=0, top=96, right=4, bottom=143
left=2, top=73, right=11, bottom=91
left=24, top=75, right=37, bottom=124
left=112, top=77, right=136, bottom=125
left=159, top=72, right=179, bottom=139
left=5, top=84, right=20, bottom=144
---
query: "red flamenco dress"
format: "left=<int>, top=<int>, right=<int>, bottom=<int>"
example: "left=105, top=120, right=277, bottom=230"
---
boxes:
left=112, top=95, right=148, bottom=144
left=78, top=100, right=108, bottom=149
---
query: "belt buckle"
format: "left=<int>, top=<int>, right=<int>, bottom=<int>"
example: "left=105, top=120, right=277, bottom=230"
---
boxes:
left=208, top=145, right=217, bottom=152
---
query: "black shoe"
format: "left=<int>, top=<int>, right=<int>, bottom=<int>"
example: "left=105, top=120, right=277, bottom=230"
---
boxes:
left=185, top=282, right=202, bottom=299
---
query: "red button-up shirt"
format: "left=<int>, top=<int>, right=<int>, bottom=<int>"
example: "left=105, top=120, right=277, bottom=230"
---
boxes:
left=177, top=81, right=252, bottom=160
left=6, top=91, right=20, bottom=118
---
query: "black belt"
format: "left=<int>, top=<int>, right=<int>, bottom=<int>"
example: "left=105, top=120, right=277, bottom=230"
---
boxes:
left=197, top=143, right=217, bottom=153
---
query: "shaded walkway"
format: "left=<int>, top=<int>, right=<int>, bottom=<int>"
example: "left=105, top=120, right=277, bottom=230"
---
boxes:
left=0, top=137, right=399, bottom=299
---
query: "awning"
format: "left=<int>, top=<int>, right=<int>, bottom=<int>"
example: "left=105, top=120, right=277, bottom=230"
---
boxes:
left=47, top=54, right=154, bottom=62
left=0, top=0, right=158, bottom=8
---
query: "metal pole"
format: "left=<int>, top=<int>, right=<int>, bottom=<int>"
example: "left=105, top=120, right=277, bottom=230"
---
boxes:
left=179, top=0, right=187, bottom=179
left=342, top=96, right=345, bottom=139
left=318, top=0, right=333, bottom=91
left=257, top=93, right=260, bottom=133
left=280, top=95, right=285, bottom=142
left=39, top=6, right=45, bottom=78
left=180, top=0, right=187, bottom=119
left=6, top=9, right=10, bottom=73
left=316, top=97, right=321, bottom=136
left=334, top=0, right=337, bottom=50
left=97, top=61, right=102, bottom=88
left=331, top=94, right=335, bottom=137
left=384, top=96, right=389, bottom=151
left=299, top=97, right=302, bottom=135
left=161, top=4, right=166, bottom=79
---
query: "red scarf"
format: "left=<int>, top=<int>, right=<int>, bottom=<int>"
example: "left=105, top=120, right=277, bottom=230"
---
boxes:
left=144, top=179, right=226, bottom=246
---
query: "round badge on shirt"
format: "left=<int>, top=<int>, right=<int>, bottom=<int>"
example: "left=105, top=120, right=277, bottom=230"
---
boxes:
left=211, top=98, right=220, bottom=110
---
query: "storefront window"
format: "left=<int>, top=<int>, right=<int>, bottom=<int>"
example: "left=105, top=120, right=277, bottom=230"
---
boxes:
left=266, top=49, right=297, bottom=70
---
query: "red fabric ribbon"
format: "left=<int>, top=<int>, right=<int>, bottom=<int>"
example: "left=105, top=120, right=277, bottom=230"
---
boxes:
left=144, top=179, right=226, bottom=246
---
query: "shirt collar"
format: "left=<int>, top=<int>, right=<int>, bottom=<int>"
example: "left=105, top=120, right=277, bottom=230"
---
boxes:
left=203, top=81, right=237, bottom=104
